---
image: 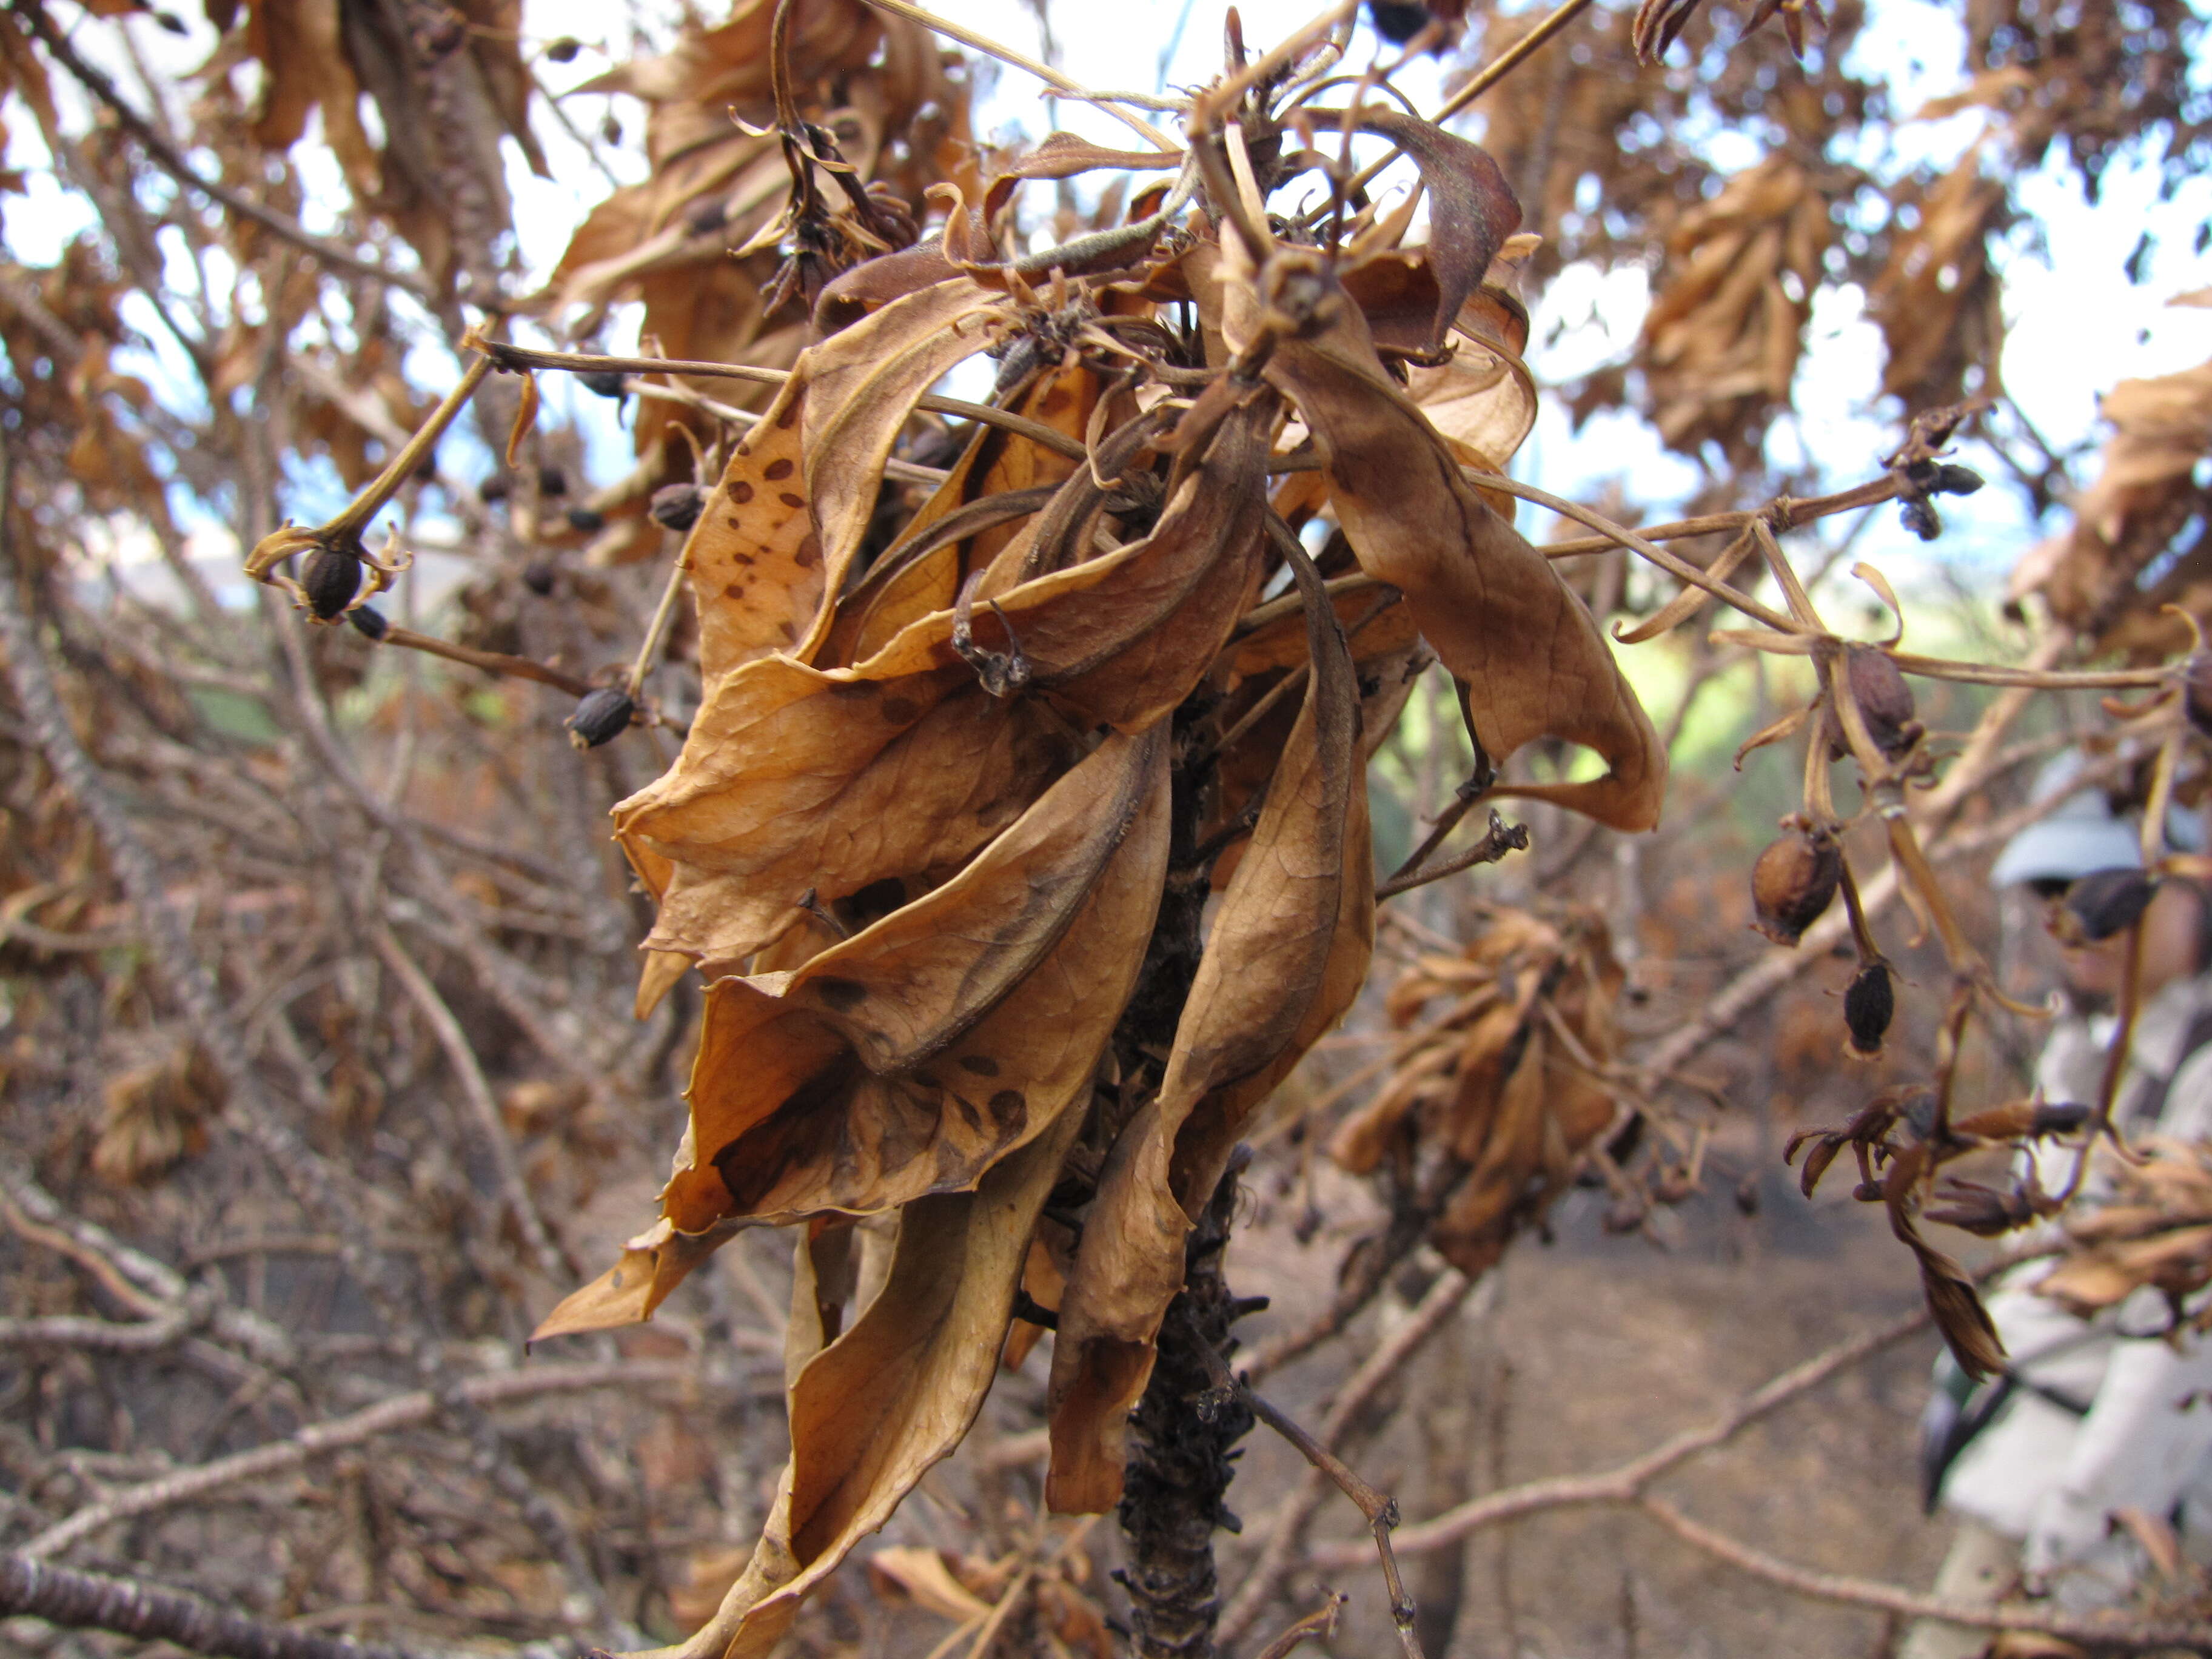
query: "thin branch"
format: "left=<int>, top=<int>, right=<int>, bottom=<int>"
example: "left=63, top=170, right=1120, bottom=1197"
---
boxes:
left=1636, top=1497, right=2212, bottom=1651
left=0, top=1309, right=192, bottom=1351
left=1218, top=1269, right=1477, bottom=1646
left=1435, top=0, right=1597, bottom=120
left=374, top=623, right=598, bottom=698
left=1333, top=0, right=1597, bottom=204
left=477, top=343, right=1092, bottom=462
left=1376, top=809, right=1529, bottom=900
left=10, top=0, right=434, bottom=301
left=1468, top=471, right=1807, bottom=637
left=1251, top=1594, right=1349, bottom=1659
left=0, top=1552, right=433, bottom=1659
left=19, top=1359, right=691, bottom=1560
left=1322, top=1301, right=1931, bottom=1563
left=372, top=923, right=575, bottom=1284
left=848, top=0, right=1179, bottom=149
left=1192, top=1335, right=1429, bottom=1659
left=1538, top=475, right=1905, bottom=559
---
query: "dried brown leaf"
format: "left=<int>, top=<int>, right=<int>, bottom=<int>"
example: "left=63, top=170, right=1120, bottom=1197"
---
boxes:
left=1253, top=268, right=1666, bottom=830
left=1046, top=544, right=1362, bottom=1512
left=667, top=1108, right=1081, bottom=1659
left=617, top=658, right=1073, bottom=973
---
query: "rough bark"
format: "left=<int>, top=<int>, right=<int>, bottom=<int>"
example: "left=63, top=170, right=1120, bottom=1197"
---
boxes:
left=1115, top=1161, right=1256, bottom=1659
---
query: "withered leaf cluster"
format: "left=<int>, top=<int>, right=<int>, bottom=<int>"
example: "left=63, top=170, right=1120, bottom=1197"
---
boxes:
left=2008, top=347, right=2212, bottom=657
left=1331, top=904, right=1626, bottom=1275
left=2040, top=1138, right=2212, bottom=1328
left=525, top=36, right=1666, bottom=1644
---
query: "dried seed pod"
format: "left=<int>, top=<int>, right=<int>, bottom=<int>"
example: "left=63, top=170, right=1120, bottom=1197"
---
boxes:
left=2185, top=652, right=2212, bottom=739
left=300, top=545, right=363, bottom=620
left=1368, top=0, right=1430, bottom=40
left=544, top=34, right=580, bottom=61
left=477, top=475, right=510, bottom=505
left=580, top=370, right=628, bottom=400
left=2031, top=1101, right=2095, bottom=1136
left=1926, top=1175, right=2054, bottom=1237
left=566, top=506, right=607, bottom=534
left=601, top=113, right=623, bottom=146
left=1845, top=645, right=1922, bottom=759
left=650, top=483, right=706, bottom=532
left=2059, top=868, right=2157, bottom=943
left=1844, top=959, right=1894, bottom=1055
left=346, top=605, right=389, bottom=642
left=1751, top=828, right=1842, bottom=945
left=520, top=559, right=557, bottom=596
left=1928, top=463, right=1984, bottom=497
left=537, top=464, right=569, bottom=498
left=1899, top=497, right=1941, bottom=541
left=565, top=686, right=634, bottom=749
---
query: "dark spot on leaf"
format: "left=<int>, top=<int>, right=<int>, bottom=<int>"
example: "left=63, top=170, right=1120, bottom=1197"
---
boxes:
left=730, top=481, right=754, bottom=504
left=988, top=1088, right=1025, bottom=1127
left=779, top=492, right=806, bottom=509
left=815, top=976, right=868, bottom=1010
left=764, top=458, right=796, bottom=480
left=776, top=402, right=799, bottom=429
left=959, top=1054, right=1001, bottom=1077
left=794, top=533, right=821, bottom=568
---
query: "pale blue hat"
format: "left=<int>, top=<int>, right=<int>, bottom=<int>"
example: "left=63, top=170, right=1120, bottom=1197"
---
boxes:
left=1991, top=752, right=2208, bottom=887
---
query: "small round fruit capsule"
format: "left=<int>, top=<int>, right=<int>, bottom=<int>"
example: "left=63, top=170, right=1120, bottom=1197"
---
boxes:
left=1844, top=959, right=1894, bottom=1056
left=649, top=483, right=706, bottom=532
left=1751, top=828, right=1843, bottom=946
left=565, top=686, right=635, bottom=749
left=301, top=546, right=363, bottom=620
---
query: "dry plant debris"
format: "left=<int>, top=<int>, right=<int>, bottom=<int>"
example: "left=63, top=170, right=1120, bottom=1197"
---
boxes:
left=2, top=0, right=2212, bottom=1654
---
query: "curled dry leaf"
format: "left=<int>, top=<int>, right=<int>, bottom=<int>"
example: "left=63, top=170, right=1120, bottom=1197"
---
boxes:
left=617, top=659, right=1074, bottom=974
left=666, top=1108, right=1085, bottom=1659
left=683, top=280, right=1008, bottom=680
left=541, top=729, right=1167, bottom=1332
left=1047, top=540, right=1364, bottom=1512
left=1250, top=267, right=1666, bottom=830
left=858, top=397, right=1275, bottom=732
left=2039, top=1139, right=2212, bottom=1321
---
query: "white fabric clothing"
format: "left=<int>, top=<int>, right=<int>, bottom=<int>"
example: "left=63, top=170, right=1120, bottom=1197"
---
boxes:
left=1938, top=973, right=2212, bottom=1607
